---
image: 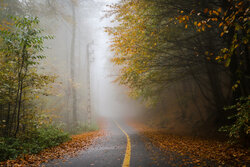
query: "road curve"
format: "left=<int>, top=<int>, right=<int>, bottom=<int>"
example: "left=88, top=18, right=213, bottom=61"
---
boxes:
left=45, top=119, right=191, bottom=167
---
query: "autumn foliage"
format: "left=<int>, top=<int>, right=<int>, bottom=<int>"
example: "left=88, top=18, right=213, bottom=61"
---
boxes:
left=131, top=122, right=249, bottom=166
left=0, top=130, right=103, bottom=167
left=106, top=0, right=249, bottom=144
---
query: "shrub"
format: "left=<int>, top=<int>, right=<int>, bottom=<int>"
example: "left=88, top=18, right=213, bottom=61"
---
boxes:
left=219, top=96, right=250, bottom=146
left=68, top=123, right=99, bottom=135
left=0, top=125, right=70, bottom=162
left=34, top=125, right=70, bottom=150
left=0, top=137, right=22, bottom=161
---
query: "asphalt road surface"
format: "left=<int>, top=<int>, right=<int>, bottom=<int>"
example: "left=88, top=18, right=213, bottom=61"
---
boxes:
left=45, top=120, right=194, bottom=167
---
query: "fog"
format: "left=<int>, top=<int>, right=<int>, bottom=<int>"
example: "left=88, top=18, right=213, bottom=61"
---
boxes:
left=28, top=0, right=146, bottom=128
left=1, top=1, right=249, bottom=165
left=87, top=0, right=145, bottom=118
left=0, top=0, right=229, bottom=135
left=31, top=0, right=214, bottom=133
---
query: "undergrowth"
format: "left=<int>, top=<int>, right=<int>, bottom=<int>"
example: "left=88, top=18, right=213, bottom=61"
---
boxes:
left=68, top=123, right=99, bottom=135
left=0, top=125, right=70, bottom=162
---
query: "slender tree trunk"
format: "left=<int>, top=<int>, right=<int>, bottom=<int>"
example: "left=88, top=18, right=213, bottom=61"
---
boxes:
left=15, top=76, right=24, bottom=136
left=66, top=83, right=71, bottom=129
left=70, top=1, right=77, bottom=125
left=14, top=43, right=27, bottom=137
left=5, top=101, right=11, bottom=136
left=11, top=45, right=25, bottom=136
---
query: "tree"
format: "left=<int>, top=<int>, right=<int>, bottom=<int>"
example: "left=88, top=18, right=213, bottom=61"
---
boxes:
left=106, top=0, right=249, bottom=144
left=70, top=0, right=78, bottom=126
left=106, top=0, right=228, bottom=109
left=0, top=16, right=54, bottom=137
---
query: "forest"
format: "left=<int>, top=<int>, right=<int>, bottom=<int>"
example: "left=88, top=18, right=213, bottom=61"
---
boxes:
left=106, top=0, right=249, bottom=143
left=0, top=0, right=102, bottom=163
left=0, top=0, right=249, bottom=166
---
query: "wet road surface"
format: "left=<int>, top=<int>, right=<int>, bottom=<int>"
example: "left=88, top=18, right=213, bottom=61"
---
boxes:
left=45, top=120, right=193, bottom=167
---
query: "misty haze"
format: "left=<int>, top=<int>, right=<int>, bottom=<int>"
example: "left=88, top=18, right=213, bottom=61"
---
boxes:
left=0, top=0, right=249, bottom=167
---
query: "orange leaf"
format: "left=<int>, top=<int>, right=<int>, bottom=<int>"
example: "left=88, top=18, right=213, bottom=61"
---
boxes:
left=217, top=8, right=222, bottom=13
left=204, top=8, right=208, bottom=13
left=213, top=10, right=219, bottom=16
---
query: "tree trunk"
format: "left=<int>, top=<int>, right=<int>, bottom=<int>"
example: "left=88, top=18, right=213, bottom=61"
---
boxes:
left=70, top=1, right=77, bottom=126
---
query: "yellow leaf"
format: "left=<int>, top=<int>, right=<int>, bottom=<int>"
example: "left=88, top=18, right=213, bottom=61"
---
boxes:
left=217, top=8, right=222, bottom=13
left=213, top=10, right=219, bottom=16
left=242, top=37, right=248, bottom=44
left=215, top=56, right=221, bottom=60
left=212, top=18, right=218, bottom=21
left=202, top=25, right=205, bottom=31
left=238, top=1, right=243, bottom=6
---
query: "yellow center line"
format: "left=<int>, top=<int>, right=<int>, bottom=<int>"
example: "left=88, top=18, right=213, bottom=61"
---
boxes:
left=113, top=120, right=131, bottom=167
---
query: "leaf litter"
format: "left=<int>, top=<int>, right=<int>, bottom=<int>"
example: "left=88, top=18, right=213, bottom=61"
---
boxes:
left=1, top=129, right=105, bottom=167
left=130, top=122, right=249, bottom=167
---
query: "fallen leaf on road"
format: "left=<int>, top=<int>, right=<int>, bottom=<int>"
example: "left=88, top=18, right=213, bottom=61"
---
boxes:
left=130, top=122, right=249, bottom=167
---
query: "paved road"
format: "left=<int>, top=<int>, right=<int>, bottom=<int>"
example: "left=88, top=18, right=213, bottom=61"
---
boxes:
left=45, top=120, right=194, bottom=167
